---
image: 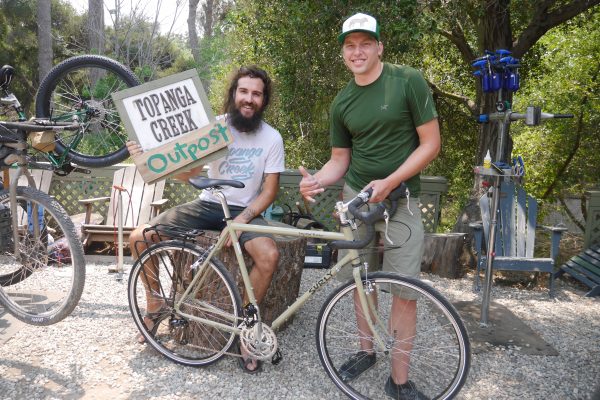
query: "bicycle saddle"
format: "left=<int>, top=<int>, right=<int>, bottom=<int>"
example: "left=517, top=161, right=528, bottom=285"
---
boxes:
left=189, top=176, right=245, bottom=190
left=0, top=65, right=15, bottom=90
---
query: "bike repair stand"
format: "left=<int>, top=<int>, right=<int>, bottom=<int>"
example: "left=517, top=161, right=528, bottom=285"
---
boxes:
left=472, top=49, right=572, bottom=326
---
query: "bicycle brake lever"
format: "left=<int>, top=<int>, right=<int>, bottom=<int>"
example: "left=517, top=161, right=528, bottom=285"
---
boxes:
left=383, top=210, right=393, bottom=245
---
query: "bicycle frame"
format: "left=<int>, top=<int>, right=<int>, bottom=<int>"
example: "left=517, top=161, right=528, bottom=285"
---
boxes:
left=173, top=190, right=391, bottom=352
left=2, top=84, right=90, bottom=174
left=5, top=140, right=42, bottom=260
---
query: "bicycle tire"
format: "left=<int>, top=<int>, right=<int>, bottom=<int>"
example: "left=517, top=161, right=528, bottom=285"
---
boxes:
left=35, top=55, right=140, bottom=168
left=128, top=240, right=242, bottom=366
left=0, top=186, right=85, bottom=325
left=316, top=272, right=470, bottom=400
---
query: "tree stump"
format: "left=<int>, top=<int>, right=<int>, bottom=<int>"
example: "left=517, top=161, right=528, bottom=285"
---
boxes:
left=421, top=233, right=467, bottom=278
left=196, top=221, right=306, bottom=331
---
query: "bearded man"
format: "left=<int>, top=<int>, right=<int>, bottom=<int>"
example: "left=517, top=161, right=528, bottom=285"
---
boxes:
left=127, top=66, right=284, bottom=374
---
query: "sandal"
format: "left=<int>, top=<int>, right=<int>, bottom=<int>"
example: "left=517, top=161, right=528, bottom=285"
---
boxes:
left=136, top=308, right=167, bottom=344
left=236, top=343, right=262, bottom=374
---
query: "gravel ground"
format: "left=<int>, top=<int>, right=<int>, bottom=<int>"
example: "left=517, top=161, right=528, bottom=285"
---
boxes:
left=1, top=262, right=599, bottom=400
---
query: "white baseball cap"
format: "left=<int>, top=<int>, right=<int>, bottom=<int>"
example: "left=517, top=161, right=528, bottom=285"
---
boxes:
left=338, top=13, right=380, bottom=44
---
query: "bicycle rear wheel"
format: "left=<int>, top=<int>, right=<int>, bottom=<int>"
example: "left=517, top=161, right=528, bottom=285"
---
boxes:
left=316, top=272, right=470, bottom=400
left=128, top=240, right=242, bottom=366
left=0, top=186, right=85, bottom=325
left=35, top=55, right=140, bottom=168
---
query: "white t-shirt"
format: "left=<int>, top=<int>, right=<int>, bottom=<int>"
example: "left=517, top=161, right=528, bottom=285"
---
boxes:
left=199, top=119, right=285, bottom=207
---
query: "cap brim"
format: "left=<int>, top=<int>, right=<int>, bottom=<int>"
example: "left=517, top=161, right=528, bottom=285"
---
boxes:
left=338, top=29, right=380, bottom=44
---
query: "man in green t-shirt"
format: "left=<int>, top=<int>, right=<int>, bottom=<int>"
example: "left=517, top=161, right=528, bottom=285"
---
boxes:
left=299, top=12, right=440, bottom=400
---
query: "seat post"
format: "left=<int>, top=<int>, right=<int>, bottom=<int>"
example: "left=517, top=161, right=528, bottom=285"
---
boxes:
left=213, top=190, right=232, bottom=219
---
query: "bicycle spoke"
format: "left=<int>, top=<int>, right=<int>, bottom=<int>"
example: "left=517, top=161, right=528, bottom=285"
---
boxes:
left=128, top=241, right=241, bottom=367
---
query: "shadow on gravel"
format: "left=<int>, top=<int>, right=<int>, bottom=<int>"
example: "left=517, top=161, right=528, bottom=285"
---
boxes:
left=454, top=300, right=558, bottom=355
left=0, top=359, right=85, bottom=398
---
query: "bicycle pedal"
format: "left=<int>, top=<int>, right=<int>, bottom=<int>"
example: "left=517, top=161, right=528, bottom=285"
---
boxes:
left=271, top=349, right=282, bottom=365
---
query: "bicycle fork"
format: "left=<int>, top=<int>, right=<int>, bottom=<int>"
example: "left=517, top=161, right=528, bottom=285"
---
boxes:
left=352, top=266, right=391, bottom=354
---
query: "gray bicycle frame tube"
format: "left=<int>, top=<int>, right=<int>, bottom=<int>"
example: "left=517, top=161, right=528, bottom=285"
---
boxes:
left=173, top=190, right=389, bottom=351
left=8, top=150, right=39, bottom=259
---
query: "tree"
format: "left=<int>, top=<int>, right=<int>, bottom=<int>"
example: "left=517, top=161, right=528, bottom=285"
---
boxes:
left=187, top=0, right=231, bottom=89
left=429, top=0, right=600, bottom=165
left=37, top=0, right=53, bottom=81
left=188, top=0, right=201, bottom=64
left=512, top=12, right=600, bottom=228
left=423, top=1, right=600, bottom=232
left=87, top=0, right=104, bottom=54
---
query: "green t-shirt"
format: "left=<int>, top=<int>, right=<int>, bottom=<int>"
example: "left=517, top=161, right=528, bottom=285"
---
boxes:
left=330, top=63, right=438, bottom=196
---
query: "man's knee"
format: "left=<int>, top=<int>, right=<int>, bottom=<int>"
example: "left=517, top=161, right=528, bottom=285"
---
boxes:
left=246, top=238, right=279, bottom=270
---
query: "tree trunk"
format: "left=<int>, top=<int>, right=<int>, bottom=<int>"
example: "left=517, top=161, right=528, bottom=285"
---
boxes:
left=88, top=0, right=105, bottom=55
left=202, top=0, right=215, bottom=38
left=36, top=0, right=53, bottom=83
left=188, top=0, right=201, bottom=65
left=477, top=0, right=514, bottom=165
left=196, top=229, right=306, bottom=330
left=421, top=233, right=468, bottom=278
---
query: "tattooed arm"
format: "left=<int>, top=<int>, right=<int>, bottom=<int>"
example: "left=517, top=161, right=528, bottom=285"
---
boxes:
left=224, top=173, right=280, bottom=247
left=234, top=173, right=280, bottom=224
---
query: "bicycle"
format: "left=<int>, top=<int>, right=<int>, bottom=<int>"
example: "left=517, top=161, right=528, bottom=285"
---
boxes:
left=128, top=177, right=471, bottom=399
left=0, top=63, right=87, bottom=325
left=1, top=54, right=140, bottom=176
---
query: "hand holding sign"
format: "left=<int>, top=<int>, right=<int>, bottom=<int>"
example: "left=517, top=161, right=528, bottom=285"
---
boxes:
left=113, top=70, right=233, bottom=184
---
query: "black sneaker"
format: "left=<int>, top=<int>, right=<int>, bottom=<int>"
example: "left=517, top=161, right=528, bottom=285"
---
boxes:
left=384, top=377, right=429, bottom=400
left=339, top=351, right=376, bottom=382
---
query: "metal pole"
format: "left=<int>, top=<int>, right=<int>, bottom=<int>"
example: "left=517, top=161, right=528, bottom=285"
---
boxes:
left=480, top=175, right=501, bottom=325
left=116, top=189, right=124, bottom=281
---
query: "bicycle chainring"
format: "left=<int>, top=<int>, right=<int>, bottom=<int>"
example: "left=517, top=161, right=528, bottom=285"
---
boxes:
left=239, top=324, right=278, bottom=361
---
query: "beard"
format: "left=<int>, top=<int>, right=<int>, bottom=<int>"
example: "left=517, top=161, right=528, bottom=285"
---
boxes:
left=227, top=102, right=264, bottom=133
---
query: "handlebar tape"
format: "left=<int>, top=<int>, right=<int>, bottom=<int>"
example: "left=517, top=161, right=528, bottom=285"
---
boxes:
left=329, top=183, right=408, bottom=250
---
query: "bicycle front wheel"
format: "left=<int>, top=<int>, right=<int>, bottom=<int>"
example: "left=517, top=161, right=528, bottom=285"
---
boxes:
left=0, top=187, right=85, bottom=325
left=128, top=240, right=242, bottom=367
left=35, top=55, right=140, bottom=168
left=316, top=272, right=470, bottom=400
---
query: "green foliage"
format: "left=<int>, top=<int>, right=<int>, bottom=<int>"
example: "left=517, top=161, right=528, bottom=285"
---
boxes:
left=512, top=11, right=600, bottom=204
left=212, top=0, right=433, bottom=169
left=0, top=0, right=84, bottom=113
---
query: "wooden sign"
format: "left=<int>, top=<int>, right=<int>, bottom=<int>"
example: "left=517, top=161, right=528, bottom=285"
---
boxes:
left=112, top=69, right=232, bottom=184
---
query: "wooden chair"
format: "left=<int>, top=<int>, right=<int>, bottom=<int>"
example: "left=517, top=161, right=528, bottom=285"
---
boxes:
left=555, top=245, right=600, bottom=297
left=79, top=166, right=168, bottom=250
left=470, top=181, right=567, bottom=296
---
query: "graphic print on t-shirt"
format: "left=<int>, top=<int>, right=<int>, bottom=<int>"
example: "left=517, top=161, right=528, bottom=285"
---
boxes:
left=218, top=147, right=263, bottom=181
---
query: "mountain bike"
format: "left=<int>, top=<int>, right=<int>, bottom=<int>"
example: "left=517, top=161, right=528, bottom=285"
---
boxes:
left=128, top=177, right=471, bottom=399
left=0, top=63, right=89, bottom=325
left=1, top=54, right=140, bottom=176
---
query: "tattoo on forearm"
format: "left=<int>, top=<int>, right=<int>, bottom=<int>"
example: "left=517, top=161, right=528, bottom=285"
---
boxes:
left=241, top=207, right=257, bottom=220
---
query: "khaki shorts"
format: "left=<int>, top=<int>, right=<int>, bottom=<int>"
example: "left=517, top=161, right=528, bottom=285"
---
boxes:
left=336, top=184, right=424, bottom=299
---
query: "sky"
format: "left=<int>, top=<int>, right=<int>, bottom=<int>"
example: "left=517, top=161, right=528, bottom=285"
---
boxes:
left=65, top=0, right=189, bottom=35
